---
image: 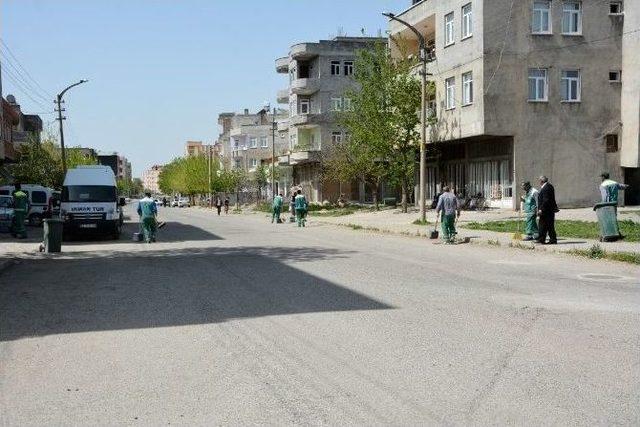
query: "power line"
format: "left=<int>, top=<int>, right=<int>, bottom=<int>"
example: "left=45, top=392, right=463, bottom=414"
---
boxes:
left=0, top=57, right=51, bottom=103
left=0, top=64, right=51, bottom=110
left=0, top=38, right=54, bottom=99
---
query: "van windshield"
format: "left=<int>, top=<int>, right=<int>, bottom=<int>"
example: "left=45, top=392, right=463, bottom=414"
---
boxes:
left=62, top=186, right=116, bottom=203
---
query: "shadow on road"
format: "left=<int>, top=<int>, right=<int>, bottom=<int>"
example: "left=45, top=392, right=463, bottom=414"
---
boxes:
left=0, top=246, right=392, bottom=341
left=62, top=221, right=222, bottom=244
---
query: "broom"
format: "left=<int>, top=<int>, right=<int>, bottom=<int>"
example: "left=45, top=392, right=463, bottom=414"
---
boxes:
left=512, top=202, right=523, bottom=240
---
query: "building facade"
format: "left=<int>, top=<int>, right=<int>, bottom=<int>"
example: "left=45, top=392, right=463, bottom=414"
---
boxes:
left=389, top=0, right=639, bottom=207
left=98, top=153, right=131, bottom=181
left=275, top=36, right=387, bottom=203
left=218, top=108, right=290, bottom=195
left=142, top=165, right=163, bottom=194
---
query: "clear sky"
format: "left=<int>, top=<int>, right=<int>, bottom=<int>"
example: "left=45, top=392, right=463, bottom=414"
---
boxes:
left=1, top=0, right=407, bottom=177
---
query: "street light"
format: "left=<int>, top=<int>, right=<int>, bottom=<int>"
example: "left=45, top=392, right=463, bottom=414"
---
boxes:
left=56, top=79, right=88, bottom=173
left=382, top=12, right=429, bottom=223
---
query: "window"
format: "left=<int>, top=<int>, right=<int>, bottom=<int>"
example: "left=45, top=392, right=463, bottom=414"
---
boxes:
left=605, top=134, right=619, bottom=152
left=343, top=97, right=352, bottom=111
left=461, top=3, right=473, bottom=39
left=445, top=77, right=455, bottom=110
left=609, top=1, right=623, bottom=14
left=330, top=97, right=342, bottom=111
left=250, top=137, right=257, bottom=148
left=344, top=61, right=354, bottom=76
left=331, top=60, right=341, bottom=75
left=532, top=1, right=551, bottom=34
left=462, top=72, right=473, bottom=105
left=609, top=70, right=621, bottom=82
left=235, top=159, right=241, bottom=169
left=445, top=12, right=455, bottom=46
left=299, top=98, right=310, bottom=114
left=528, top=68, right=548, bottom=101
left=562, top=1, right=582, bottom=35
left=331, top=132, right=343, bottom=144
left=251, top=159, right=258, bottom=168
left=31, top=191, right=47, bottom=204
left=260, top=136, right=268, bottom=148
left=561, top=70, right=581, bottom=102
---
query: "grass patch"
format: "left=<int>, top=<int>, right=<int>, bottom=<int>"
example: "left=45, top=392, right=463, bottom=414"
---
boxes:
left=568, top=244, right=640, bottom=265
left=487, top=238, right=501, bottom=246
left=464, top=219, right=640, bottom=242
left=412, top=219, right=431, bottom=225
left=311, top=207, right=363, bottom=217
left=347, top=224, right=363, bottom=230
left=509, top=241, right=535, bottom=250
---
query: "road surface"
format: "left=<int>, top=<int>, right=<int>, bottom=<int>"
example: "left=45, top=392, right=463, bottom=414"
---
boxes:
left=1, top=205, right=639, bottom=425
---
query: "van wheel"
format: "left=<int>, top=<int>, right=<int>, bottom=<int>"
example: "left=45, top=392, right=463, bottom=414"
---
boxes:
left=29, top=214, right=43, bottom=227
left=112, top=224, right=121, bottom=240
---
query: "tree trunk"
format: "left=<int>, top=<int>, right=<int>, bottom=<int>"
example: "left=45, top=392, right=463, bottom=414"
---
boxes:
left=401, top=182, right=408, bottom=213
left=372, top=185, right=379, bottom=211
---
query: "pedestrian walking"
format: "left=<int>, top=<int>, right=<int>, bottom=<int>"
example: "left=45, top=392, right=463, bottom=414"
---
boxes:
left=272, top=192, right=284, bottom=224
left=224, top=197, right=229, bottom=214
left=11, top=183, right=28, bottom=239
left=137, top=192, right=158, bottom=243
left=215, top=196, right=222, bottom=216
left=536, top=176, right=558, bottom=245
left=520, top=181, right=539, bottom=241
left=294, top=189, right=308, bottom=227
left=289, top=192, right=296, bottom=222
left=162, top=197, right=168, bottom=207
left=435, top=186, right=460, bottom=243
left=599, top=172, right=629, bottom=204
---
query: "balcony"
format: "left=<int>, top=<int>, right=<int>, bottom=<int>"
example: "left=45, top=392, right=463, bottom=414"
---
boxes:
left=289, top=149, right=321, bottom=165
left=290, top=43, right=321, bottom=60
left=275, top=56, right=289, bottom=74
left=277, top=89, right=289, bottom=104
left=290, top=113, right=321, bottom=127
left=291, top=78, right=320, bottom=96
left=277, top=120, right=289, bottom=132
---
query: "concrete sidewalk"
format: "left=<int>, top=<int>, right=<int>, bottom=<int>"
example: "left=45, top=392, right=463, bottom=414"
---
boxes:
left=312, top=206, right=640, bottom=255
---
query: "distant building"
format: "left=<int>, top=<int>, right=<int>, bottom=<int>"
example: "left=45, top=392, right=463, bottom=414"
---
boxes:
left=142, top=165, right=163, bottom=194
left=5, top=95, right=43, bottom=148
left=217, top=108, right=289, bottom=197
left=98, top=153, right=131, bottom=181
left=185, top=141, right=206, bottom=157
left=275, top=36, right=387, bottom=203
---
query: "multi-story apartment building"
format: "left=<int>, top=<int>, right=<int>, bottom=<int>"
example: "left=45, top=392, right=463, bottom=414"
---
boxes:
left=142, top=165, right=163, bottom=194
left=389, top=0, right=639, bottom=207
left=276, top=36, right=387, bottom=203
left=217, top=108, right=290, bottom=193
left=98, top=153, right=131, bottom=181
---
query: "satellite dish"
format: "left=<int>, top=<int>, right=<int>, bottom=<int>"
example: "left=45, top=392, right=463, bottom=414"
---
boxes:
left=6, top=94, right=16, bottom=104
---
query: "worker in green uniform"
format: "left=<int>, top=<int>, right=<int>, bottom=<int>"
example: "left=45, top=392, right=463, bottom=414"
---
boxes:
left=599, top=172, right=629, bottom=204
left=294, top=189, right=308, bottom=228
left=137, top=192, right=158, bottom=243
left=520, top=181, right=539, bottom=241
left=11, top=183, right=29, bottom=239
left=435, top=186, right=460, bottom=243
left=272, top=192, right=284, bottom=224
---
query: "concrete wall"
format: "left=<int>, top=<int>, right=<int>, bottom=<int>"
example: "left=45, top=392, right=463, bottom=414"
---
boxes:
left=621, top=1, right=640, bottom=168
left=483, top=0, right=623, bottom=207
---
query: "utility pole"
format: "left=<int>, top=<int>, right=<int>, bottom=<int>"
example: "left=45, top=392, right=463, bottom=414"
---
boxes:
left=382, top=13, right=431, bottom=222
left=207, top=144, right=212, bottom=208
left=271, top=106, right=277, bottom=201
left=56, top=80, right=88, bottom=173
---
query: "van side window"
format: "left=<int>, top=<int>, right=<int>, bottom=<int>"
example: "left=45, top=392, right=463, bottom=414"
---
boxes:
left=0, top=190, right=9, bottom=195
left=31, top=191, right=47, bottom=204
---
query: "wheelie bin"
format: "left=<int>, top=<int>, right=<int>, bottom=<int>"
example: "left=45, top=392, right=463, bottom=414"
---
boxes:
left=43, top=218, right=63, bottom=253
left=593, top=202, right=621, bottom=242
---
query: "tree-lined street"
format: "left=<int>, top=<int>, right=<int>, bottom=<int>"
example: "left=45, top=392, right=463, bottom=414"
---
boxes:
left=1, top=206, right=638, bottom=425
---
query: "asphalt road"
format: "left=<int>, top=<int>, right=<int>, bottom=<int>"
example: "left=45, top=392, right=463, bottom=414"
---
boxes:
left=1, top=205, right=639, bottom=426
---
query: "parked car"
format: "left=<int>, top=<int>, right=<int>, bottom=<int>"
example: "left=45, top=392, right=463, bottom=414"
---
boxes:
left=177, top=197, right=190, bottom=208
left=0, top=195, right=15, bottom=233
left=0, top=184, right=57, bottom=226
left=171, top=198, right=179, bottom=207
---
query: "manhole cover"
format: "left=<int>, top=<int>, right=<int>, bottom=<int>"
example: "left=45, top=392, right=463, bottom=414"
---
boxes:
left=578, top=274, right=626, bottom=281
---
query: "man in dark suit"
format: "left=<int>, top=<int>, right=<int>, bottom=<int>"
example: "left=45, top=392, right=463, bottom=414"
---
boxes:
left=537, top=175, right=558, bottom=244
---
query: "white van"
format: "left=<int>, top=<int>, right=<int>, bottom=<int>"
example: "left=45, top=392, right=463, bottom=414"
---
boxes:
left=0, top=184, right=56, bottom=226
left=60, top=165, right=125, bottom=239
